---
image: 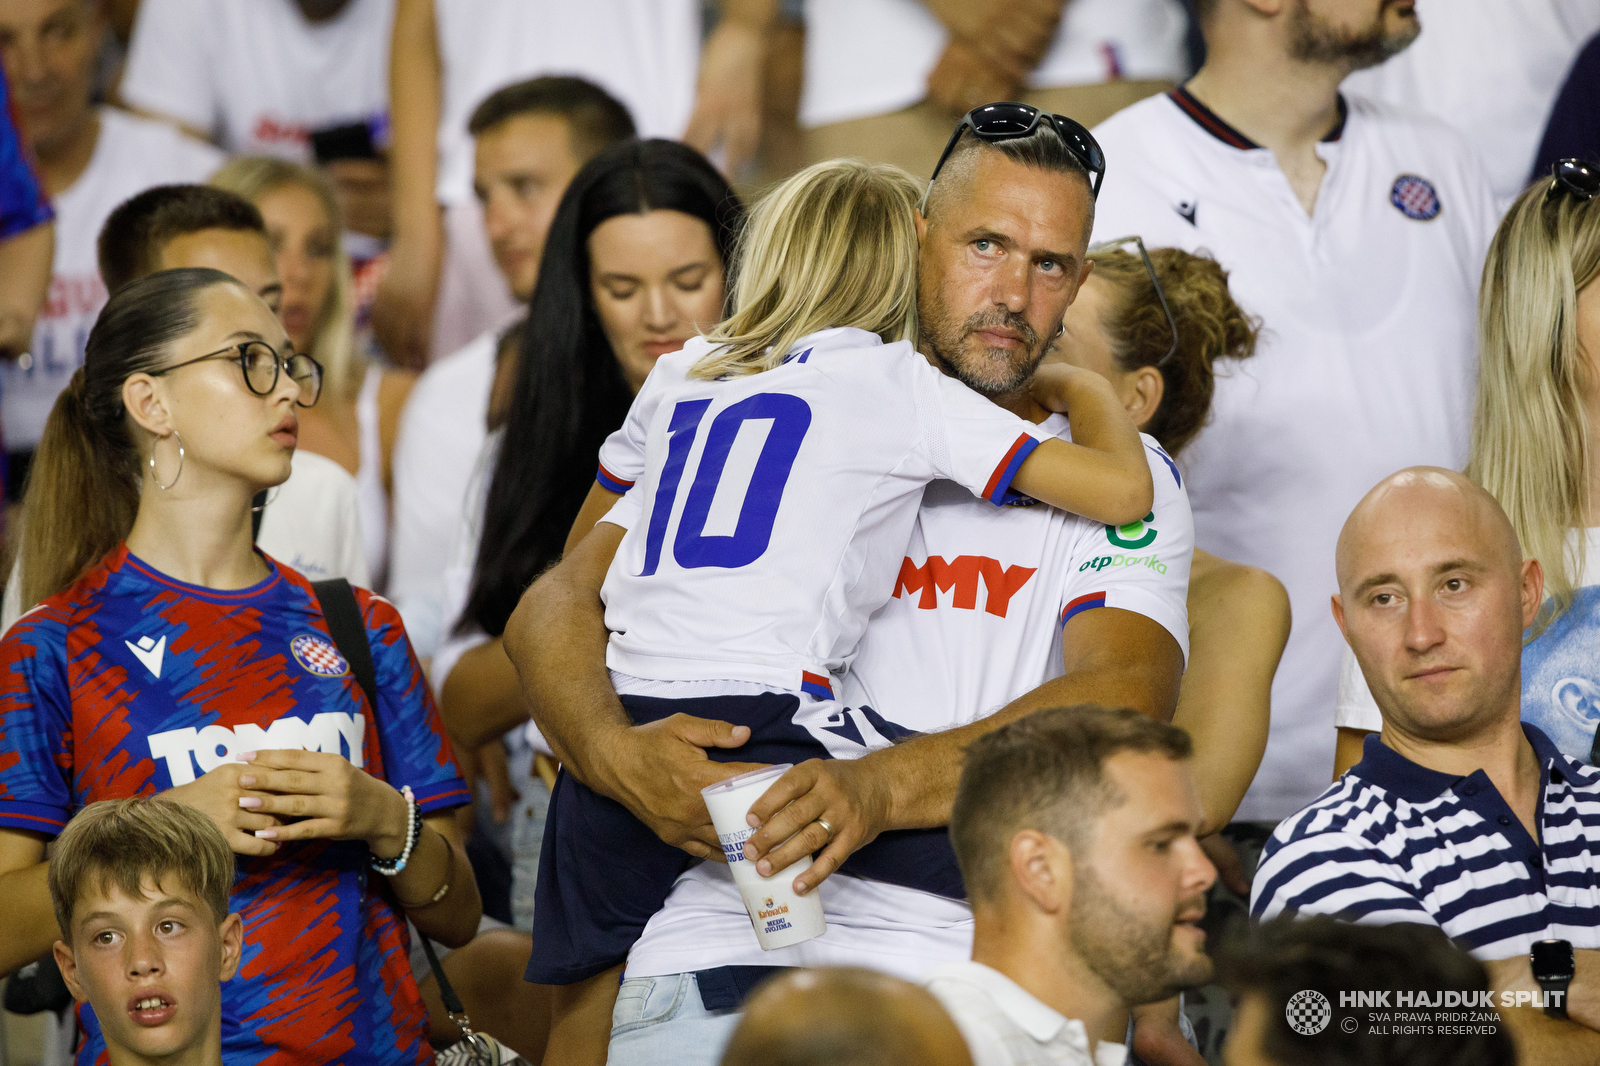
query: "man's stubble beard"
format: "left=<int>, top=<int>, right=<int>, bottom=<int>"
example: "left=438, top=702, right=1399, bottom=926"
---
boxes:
left=1067, top=864, right=1213, bottom=1006
left=917, top=299, right=1049, bottom=398
left=1287, top=0, right=1420, bottom=72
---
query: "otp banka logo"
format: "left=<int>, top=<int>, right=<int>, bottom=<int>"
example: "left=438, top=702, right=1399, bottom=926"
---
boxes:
left=1106, top=512, right=1157, bottom=549
left=148, top=713, right=365, bottom=786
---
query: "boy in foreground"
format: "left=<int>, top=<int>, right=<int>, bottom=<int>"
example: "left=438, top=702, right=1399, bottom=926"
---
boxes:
left=48, top=797, right=242, bottom=1066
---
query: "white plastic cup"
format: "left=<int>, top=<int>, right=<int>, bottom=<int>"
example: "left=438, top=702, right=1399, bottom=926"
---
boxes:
left=701, top=764, right=827, bottom=949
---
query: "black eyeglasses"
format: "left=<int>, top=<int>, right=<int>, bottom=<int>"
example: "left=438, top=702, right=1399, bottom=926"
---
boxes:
left=1549, top=158, right=1600, bottom=203
left=1089, top=235, right=1179, bottom=367
left=926, top=102, right=1106, bottom=207
left=155, top=340, right=324, bottom=407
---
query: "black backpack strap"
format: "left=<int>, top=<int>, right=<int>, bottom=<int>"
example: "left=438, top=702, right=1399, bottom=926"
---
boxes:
left=311, top=578, right=378, bottom=715
left=310, top=578, right=471, bottom=1024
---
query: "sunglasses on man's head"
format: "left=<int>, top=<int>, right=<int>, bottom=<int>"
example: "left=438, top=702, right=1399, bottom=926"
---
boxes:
left=1548, top=158, right=1600, bottom=203
left=925, top=102, right=1106, bottom=210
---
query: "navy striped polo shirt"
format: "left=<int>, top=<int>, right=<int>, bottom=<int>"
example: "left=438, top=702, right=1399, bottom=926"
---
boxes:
left=1251, top=724, right=1600, bottom=959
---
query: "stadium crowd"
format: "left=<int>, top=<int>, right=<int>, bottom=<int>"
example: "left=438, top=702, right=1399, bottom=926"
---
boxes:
left=0, top=1, right=1599, bottom=1065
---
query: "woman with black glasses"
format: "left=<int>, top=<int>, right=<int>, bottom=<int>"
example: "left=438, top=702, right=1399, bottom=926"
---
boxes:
left=0, top=268, right=481, bottom=1066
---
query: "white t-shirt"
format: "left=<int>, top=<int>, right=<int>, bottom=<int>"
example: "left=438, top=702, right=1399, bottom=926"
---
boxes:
left=256, top=450, right=371, bottom=588
left=1337, top=527, right=1600, bottom=767
left=433, top=0, right=700, bottom=206
left=5, top=109, right=222, bottom=451
left=619, top=421, right=1192, bottom=979
left=1090, top=90, right=1498, bottom=821
left=120, top=0, right=393, bottom=158
left=1342, top=0, right=1600, bottom=205
left=927, top=961, right=1129, bottom=1066
left=595, top=327, right=1055, bottom=696
left=429, top=429, right=552, bottom=755
left=799, top=0, right=1189, bottom=129
left=387, top=328, right=498, bottom=658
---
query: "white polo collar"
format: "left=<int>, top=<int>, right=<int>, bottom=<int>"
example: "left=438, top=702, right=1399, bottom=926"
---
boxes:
left=930, top=960, right=1123, bottom=1057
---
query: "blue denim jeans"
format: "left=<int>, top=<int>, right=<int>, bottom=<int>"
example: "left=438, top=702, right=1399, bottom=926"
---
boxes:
left=608, top=973, right=741, bottom=1066
left=504, top=735, right=549, bottom=932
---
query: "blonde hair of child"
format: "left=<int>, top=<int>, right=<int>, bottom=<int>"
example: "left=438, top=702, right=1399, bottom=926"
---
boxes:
left=690, top=159, right=923, bottom=380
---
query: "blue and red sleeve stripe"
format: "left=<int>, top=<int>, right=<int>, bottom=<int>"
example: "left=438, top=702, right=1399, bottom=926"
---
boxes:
left=412, top=779, right=472, bottom=814
left=1061, top=592, right=1107, bottom=626
left=0, top=800, right=69, bottom=835
left=983, top=433, right=1042, bottom=505
left=596, top=463, right=635, bottom=494
left=800, top=671, right=834, bottom=700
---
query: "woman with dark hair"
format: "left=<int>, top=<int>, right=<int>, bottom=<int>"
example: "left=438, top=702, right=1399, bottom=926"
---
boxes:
left=0, top=269, right=480, bottom=1065
left=424, top=139, right=740, bottom=1061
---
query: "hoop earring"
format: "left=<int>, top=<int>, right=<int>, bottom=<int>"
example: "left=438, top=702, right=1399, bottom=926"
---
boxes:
left=150, top=431, right=184, bottom=490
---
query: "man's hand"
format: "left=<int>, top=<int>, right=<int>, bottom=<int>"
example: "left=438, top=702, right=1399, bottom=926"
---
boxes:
left=926, top=40, right=1023, bottom=117
left=741, top=758, right=892, bottom=894
left=683, top=16, right=766, bottom=177
left=596, top=715, right=761, bottom=861
left=923, top=0, right=1065, bottom=82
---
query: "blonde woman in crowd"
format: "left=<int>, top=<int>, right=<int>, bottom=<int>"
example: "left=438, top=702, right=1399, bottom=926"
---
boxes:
left=212, top=158, right=416, bottom=588
left=1335, top=159, right=1600, bottom=772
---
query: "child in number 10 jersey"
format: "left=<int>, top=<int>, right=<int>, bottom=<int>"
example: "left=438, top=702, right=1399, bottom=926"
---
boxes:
left=528, top=160, right=1154, bottom=985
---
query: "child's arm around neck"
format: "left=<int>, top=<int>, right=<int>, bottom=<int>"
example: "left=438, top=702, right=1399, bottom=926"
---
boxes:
left=1009, top=363, right=1155, bottom=526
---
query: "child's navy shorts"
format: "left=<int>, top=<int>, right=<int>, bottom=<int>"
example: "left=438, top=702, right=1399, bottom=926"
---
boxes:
left=524, top=690, right=964, bottom=985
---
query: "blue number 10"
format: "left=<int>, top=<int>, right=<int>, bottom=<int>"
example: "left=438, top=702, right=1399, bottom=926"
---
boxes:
left=639, top=393, right=812, bottom=575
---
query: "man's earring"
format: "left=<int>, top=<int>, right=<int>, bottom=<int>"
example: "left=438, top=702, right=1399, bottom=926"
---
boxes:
left=150, top=430, right=184, bottom=490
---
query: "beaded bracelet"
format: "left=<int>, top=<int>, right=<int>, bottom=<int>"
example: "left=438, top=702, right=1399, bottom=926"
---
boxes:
left=371, top=785, right=420, bottom=876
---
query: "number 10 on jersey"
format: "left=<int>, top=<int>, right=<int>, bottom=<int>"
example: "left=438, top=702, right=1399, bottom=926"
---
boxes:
left=640, top=393, right=813, bottom=574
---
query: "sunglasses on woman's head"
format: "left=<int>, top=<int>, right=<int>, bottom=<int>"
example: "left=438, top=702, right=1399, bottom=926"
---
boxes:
left=1548, top=158, right=1600, bottom=203
left=924, top=102, right=1107, bottom=212
left=1088, top=235, right=1180, bottom=368
left=152, top=341, right=324, bottom=408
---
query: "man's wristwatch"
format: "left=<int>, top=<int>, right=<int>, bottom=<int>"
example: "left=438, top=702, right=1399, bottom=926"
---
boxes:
left=1532, top=939, right=1575, bottom=1020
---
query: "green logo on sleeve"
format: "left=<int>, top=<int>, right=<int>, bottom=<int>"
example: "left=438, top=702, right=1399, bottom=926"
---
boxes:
left=1106, top=512, right=1157, bottom=549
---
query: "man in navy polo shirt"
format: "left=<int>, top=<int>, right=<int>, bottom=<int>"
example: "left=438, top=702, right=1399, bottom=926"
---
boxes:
left=1253, top=468, right=1600, bottom=1063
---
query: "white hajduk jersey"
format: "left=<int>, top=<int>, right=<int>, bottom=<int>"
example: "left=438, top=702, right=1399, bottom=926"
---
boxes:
left=4, top=108, right=222, bottom=451
left=433, top=0, right=700, bottom=207
left=120, top=0, right=393, bottom=158
left=596, top=327, right=1054, bottom=699
left=1090, top=88, right=1499, bottom=822
left=618, top=416, right=1193, bottom=980
left=1342, top=0, right=1600, bottom=206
